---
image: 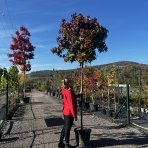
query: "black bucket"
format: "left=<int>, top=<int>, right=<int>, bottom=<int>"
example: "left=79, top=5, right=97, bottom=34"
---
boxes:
left=74, top=128, right=91, bottom=147
left=23, top=97, right=30, bottom=103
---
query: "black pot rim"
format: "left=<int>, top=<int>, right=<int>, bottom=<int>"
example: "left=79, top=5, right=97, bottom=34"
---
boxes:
left=74, top=127, right=91, bottom=132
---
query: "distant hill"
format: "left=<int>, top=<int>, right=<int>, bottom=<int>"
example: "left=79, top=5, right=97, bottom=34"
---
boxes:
left=27, top=61, right=148, bottom=85
left=27, top=61, right=148, bottom=77
left=27, top=69, right=75, bottom=78
left=94, top=61, right=147, bottom=68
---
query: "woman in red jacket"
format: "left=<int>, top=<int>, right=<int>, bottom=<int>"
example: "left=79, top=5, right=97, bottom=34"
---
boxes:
left=58, top=78, right=78, bottom=148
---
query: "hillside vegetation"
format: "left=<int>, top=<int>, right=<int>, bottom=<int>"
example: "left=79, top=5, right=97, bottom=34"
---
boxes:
left=27, top=61, right=148, bottom=86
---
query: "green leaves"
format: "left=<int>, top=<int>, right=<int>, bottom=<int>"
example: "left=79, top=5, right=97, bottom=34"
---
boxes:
left=8, top=66, right=19, bottom=89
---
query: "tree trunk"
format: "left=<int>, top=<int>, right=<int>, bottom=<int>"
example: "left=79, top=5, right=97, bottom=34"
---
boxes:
left=107, top=86, right=110, bottom=110
left=80, top=62, right=84, bottom=130
left=23, top=70, right=26, bottom=98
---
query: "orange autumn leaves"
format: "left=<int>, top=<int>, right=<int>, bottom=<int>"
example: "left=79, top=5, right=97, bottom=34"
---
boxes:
left=72, top=67, right=107, bottom=97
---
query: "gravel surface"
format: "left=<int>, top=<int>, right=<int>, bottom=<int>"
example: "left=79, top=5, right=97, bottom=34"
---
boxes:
left=0, top=90, right=147, bottom=148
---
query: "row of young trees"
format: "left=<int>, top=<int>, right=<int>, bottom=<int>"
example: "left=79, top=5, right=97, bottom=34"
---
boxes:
left=0, top=27, right=35, bottom=120
left=24, top=60, right=147, bottom=112
left=8, top=27, right=35, bottom=97
left=0, top=27, right=35, bottom=98
left=0, top=66, right=21, bottom=116
left=0, top=66, right=19, bottom=92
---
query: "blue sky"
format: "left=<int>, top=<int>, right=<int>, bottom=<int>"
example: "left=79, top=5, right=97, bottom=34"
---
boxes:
left=0, top=0, right=148, bottom=72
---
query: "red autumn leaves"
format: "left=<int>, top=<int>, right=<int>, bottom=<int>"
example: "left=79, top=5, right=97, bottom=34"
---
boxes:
left=8, top=26, right=35, bottom=72
left=51, top=13, right=108, bottom=64
left=72, top=68, right=107, bottom=96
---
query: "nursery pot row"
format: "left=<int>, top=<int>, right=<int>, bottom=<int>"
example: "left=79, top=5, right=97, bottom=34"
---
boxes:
left=101, top=108, right=114, bottom=117
left=89, top=103, right=98, bottom=112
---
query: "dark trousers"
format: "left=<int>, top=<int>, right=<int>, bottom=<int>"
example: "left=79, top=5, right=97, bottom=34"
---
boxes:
left=60, top=115, right=74, bottom=144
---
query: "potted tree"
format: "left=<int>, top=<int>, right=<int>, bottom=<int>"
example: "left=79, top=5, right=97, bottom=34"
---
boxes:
left=83, top=67, right=107, bottom=112
left=8, top=26, right=35, bottom=103
left=85, top=67, right=106, bottom=112
left=51, top=13, right=108, bottom=147
left=72, top=67, right=107, bottom=113
left=106, top=65, right=118, bottom=117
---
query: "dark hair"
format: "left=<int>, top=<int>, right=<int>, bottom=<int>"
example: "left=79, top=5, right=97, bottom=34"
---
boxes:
left=62, top=78, right=73, bottom=88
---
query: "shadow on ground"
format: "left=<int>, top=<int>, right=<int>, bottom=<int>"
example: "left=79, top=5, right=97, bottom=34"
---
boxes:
left=45, top=117, right=64, bottom=127
left=12, top=104, right=25, bottom=119
left=88, top=133, right=148, bottom=147
left=0, top=137, right=19, bottom=142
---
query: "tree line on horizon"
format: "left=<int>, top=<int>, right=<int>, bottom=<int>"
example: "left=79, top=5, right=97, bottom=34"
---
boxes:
left=27, top=61, right=148, bottom=87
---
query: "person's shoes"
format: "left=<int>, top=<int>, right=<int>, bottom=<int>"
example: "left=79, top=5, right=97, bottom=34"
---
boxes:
left=58, top=141, right=65, bottom=147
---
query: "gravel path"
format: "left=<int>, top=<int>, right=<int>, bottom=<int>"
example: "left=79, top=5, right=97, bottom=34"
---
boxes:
left=0, top=90, right=147, bottom=148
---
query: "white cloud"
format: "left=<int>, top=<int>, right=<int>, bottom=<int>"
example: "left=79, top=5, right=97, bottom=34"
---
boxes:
left=0, top=54, right=8, bottom=60
left=32, top=63, right=53, bottom=68
left=31, top=62, right=79, bottom=71
left=32, top=63, right=68, bottom=68
left=30, top=26, right=52, bottom=34
left=34, top=44, right=48, bottom=49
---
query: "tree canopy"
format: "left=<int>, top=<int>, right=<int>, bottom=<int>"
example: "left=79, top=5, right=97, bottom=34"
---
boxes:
left=51, top=13, right=108, bottom=64
left=8, top=26, right=35, bottom=72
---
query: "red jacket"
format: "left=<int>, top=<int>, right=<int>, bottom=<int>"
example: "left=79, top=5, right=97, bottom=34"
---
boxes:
left=62, top=87, right=77, bottom=118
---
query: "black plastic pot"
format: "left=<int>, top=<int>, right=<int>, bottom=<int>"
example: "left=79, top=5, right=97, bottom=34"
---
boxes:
left=94, top=104, right=98, bottom=111
left=89, top=103, right=98, bottom=112
left=74, top=127, right=91, bottom=147
left=102, top=108, right=106, bottom=114
left=84, top=102, right=90, bottom=111
left=53, top=92, right=55, bottom=96
left=23, top=97, right=30, bottom=103
left=51, top=92, right=55, bottom=96
left=89, top=103, right=94, bottom=112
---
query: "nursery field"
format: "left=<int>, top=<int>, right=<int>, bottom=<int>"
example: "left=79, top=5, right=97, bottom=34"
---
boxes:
left=0, top=90, right=147, bottom=148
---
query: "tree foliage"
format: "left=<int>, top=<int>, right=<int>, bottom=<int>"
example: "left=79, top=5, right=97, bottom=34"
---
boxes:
left=72, top=67, right=107, bottom=97
left=8, top=66, right=19, bottom=90
left=0, top=67, right=8, bottom=91
left=0, top=66, right=20, bottom=92
left=106, top=65, right=118, bottom=85
left=51, top=13, right=108, bottom=64
left=8, top=26, right=35, bottom=72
